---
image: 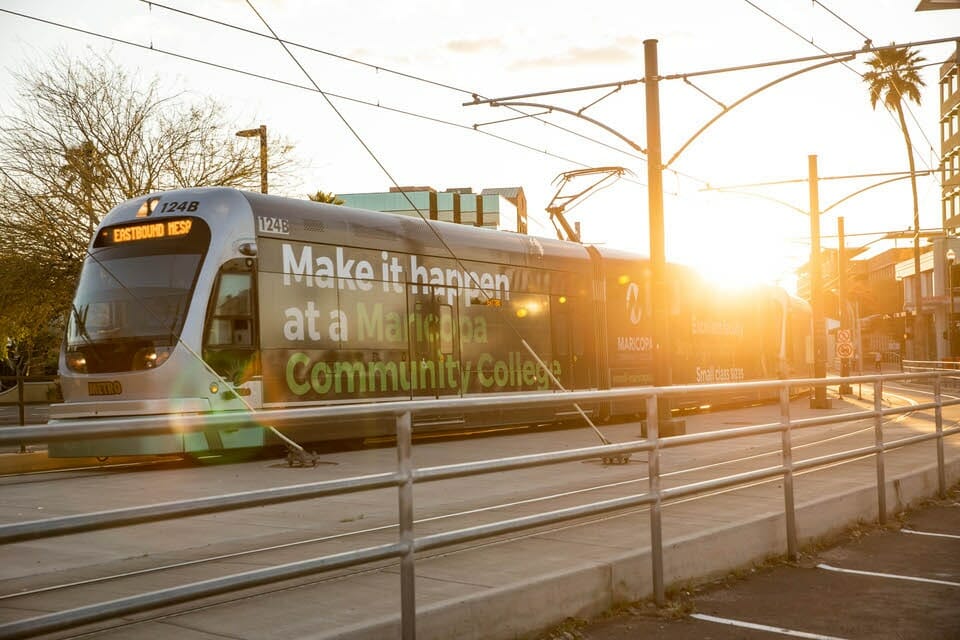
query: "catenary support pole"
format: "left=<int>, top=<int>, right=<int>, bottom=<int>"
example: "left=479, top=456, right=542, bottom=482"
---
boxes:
left=644, top=39, right=683, bottom=435
left=809, top=155, right=831, bottom=408
left=838, top=217, right=852, bottom=394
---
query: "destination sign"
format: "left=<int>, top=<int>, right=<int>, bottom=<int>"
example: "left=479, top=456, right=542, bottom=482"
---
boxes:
left=100, top=219, right=194, bottom=245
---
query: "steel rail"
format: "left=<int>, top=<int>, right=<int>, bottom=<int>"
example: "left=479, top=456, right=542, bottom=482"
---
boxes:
left=0, top=542, right=405, bottom=640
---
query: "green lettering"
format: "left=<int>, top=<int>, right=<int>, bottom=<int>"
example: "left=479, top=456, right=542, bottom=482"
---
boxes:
left=369, top=361, right=399, bottom=392
left=334, top=361, right=365, bottom=393
left=473, top=317, right=488, bottom=343
left=385, top=311, right=403, bottom=342
left=494, top=358, right=509, bottom=387
left=419, top=359, right=437, bottom=389
left=286, top=352, right=311, bottom=396
left=522, top=360, right=536, bottom=386
left=311, top=360, right=332, bottom=394
left=477, top=353, right=494, bottom=388
left=358, top=302, right=382, bottom=340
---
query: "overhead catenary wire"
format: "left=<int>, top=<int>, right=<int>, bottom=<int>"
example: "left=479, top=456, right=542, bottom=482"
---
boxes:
left=2, top=7, right=947, bottom=238
left=743, top=0, right=941, bottom=171
left=0, top=5, right=651, bottom=247
left=811, top=0, right=873, bottom=44
left=0, top=7, right=651, bottom=199
left=241, top=0, right=631, bottom=450
left=136, top=0, right=650, bottom=169
left=810, top=0, right=940, bottom=165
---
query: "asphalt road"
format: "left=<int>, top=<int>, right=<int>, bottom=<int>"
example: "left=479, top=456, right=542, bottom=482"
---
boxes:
left=542, top=484, right=960, bottom=640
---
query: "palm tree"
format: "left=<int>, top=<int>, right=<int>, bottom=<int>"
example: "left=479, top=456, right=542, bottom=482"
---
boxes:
left=308, top=190, right=344, bottom=205
left=863, top=44, right=926, bottom=357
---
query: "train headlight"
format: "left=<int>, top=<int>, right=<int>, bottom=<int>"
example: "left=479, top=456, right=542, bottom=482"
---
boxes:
left=133, top=346, right=174, bottom=370
left=66, top=351, right=87, bottom=373
left=152, top=347, right=173, bottom=367
left=209, top=381, right=220, bottom=394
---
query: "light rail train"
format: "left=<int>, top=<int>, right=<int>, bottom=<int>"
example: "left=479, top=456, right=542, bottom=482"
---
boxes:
left=49, top=188, right=812, bottom=458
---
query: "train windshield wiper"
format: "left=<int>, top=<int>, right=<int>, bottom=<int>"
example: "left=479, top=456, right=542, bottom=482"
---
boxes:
left=71, top=303, right=93, bottom=345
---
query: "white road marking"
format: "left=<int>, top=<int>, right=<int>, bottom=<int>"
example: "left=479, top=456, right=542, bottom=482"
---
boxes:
left=690, top=613, right=847, bottom=639
left=901, top=528, right=960, bottom=540
left=817, top=563, right=960, bottom=587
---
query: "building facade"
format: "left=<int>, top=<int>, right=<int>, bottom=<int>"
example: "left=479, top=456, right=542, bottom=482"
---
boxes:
left=940, top=41, right=960, bottom=230
left=338, top=186, right=528, bottom=234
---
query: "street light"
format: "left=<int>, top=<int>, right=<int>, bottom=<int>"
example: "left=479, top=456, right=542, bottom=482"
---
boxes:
left=947, top=248, right=956, bottom=360
left=236, top=124, right=267, bottom=194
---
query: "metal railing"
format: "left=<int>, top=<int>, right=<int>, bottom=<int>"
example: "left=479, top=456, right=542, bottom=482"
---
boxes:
left=0, top=372, right=958, bottom=640
left=0, top=375, right=58, bottom=427
left=903, top=360, right=960, bottom=389
left=0, top=375, right=58, bottom=452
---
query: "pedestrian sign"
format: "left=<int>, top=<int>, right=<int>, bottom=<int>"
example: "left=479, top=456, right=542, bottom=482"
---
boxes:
left=837, top=342, right=854, bottom=359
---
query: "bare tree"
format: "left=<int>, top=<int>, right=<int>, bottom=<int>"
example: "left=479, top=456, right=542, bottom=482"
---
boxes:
left=0, top=50, right=297, bottom=370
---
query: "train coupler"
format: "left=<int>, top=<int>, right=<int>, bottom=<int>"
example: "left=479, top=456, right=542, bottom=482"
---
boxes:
left=286, top=447, right=320, bottom=468
left=601, top=453, right=631, bottom=465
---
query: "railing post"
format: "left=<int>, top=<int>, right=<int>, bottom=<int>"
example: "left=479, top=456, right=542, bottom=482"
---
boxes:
left=779, top=385, right=798, bottom=561
left=934, top=375, right=946, bottom=499
left=646, top=394, right=664, bottom=606
left=17, top=375, right=26, bottom=453
left=396, top=411, right=416, bottom=640
left=873, top=380, right=887, bottom=525
left=17, top=374, right=25, bottom=426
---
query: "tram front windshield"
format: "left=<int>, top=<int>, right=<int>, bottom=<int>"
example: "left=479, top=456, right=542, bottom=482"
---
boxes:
left=65, top=217, right=210, bottom=374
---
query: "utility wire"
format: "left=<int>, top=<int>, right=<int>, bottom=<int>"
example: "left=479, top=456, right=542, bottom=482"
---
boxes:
left=0, top=8, right=651, bottom=195
left=741, top=0, right=862, bottom=71
left=137, top=2, right=722, bottom=188
left=810, top=0, right=939, bottom=162
left=243, top=0, right=615, bottom=434
left=745, top=0, right=939, bottom=171
left=137, top=0, right=649, bottom=168
left=811, top=0, right=873, bottom=44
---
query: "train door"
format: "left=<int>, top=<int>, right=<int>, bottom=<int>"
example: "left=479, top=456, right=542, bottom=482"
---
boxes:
left=550, top=295, right=592, bottom=390
left=405, top=284, right=464, bottom=432
left=406, top=285, right=458, bottom=400
left=203, top=259, right=260, bottom=392
left=196, top=257, right=265, bottom=452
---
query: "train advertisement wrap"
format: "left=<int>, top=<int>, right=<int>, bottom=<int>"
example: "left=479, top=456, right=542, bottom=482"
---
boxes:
left=256, top=236, right=566, bottom=403
left=48, top=188, right=812, bottom=458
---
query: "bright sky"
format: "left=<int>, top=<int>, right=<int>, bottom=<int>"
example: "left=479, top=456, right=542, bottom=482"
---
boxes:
left=0, top=1, right=957, bottom=293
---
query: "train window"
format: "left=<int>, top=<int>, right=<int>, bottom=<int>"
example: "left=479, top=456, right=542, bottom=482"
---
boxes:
left=553, top=301, right=570, bottom=358
left=204, top=267, right=258, bottom=383
left=439, top=305, right=454, bottom=354
left=207, top=273, right=253, bottom=346
left=213, top=273, right=252, bottom=316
